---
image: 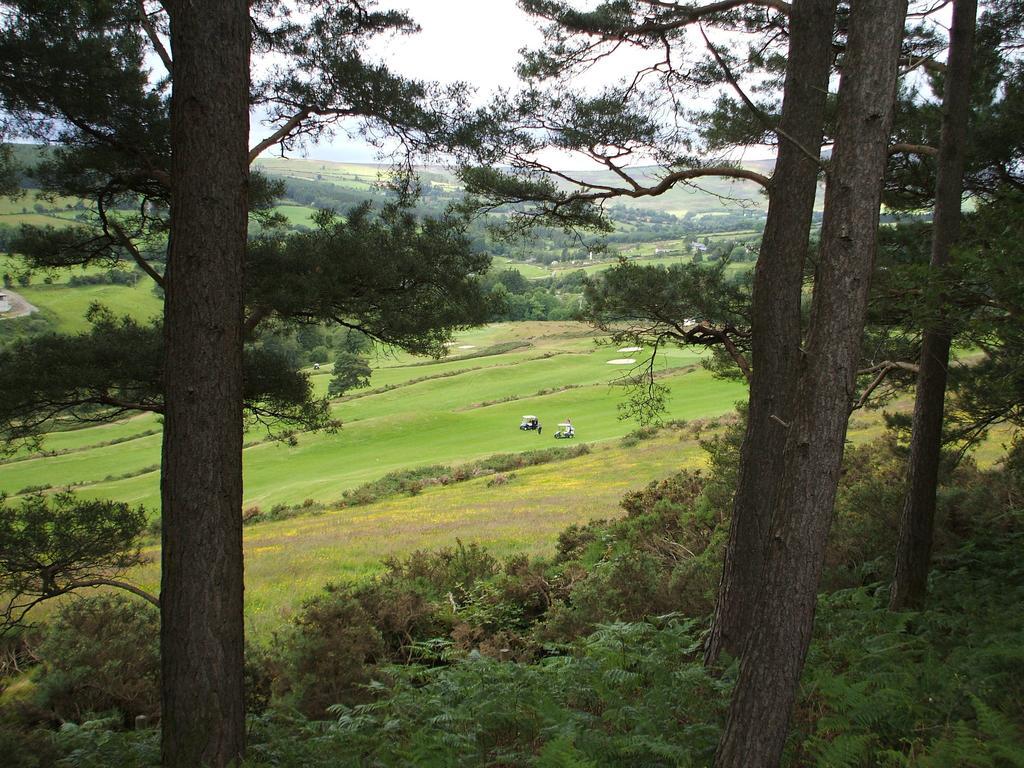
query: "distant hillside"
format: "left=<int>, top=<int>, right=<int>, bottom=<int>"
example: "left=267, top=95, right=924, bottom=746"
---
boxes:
left=4, top=143, right=799, bottom=217
left=5, top=142, right=53, bottom=187
left=251, top=155, right=819, bottom=217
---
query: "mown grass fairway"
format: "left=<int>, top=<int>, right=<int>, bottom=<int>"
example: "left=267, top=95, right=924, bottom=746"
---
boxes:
left=0, top=322, right=746, bottom=510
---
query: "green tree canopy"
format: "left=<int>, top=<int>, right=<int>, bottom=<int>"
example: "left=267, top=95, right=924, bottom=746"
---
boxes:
left=328, top=353, right=372, bottom=397
left=0, top=492, right=154, bottom=632
left=0, top=1, right=494, bottom=453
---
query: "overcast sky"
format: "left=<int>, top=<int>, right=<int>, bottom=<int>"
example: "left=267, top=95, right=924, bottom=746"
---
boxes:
left=260, top=0, right=954, bottom=167
left=276, top=0, right=542, bottom=163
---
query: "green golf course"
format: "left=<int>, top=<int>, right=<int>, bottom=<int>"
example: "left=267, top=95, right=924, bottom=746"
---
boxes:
left=0, top=322, right=747, bottom=513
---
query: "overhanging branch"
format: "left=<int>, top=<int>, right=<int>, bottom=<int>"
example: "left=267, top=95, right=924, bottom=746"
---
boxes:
left=66, top=578, right=160, bottom=608
left=853, top=360, right=920, bottom=410
left=135, top=0, right=172, bottom=74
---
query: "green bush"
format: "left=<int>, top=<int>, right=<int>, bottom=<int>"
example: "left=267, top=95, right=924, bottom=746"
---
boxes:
left=351, top=580, right=452, bottom=662
left=381, top=539, right=499, bottom=600
left=34, top=595, right=159, bottom=726
left=273, top=587, right=386, bottom=718
left=0, top=721, right=60, bottom=768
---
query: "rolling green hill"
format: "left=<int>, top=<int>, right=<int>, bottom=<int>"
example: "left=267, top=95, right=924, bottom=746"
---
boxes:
left=0, top=253, right=163, bottom=333
left=0, top=322, right=746, bottom=512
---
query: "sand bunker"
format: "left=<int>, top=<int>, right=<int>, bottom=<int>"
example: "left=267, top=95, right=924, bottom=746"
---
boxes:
left=457, top=345, right=477, bottom=349
left=607, top=358, right=637, bottom=365
left=618, top=346, right=642, bottom=353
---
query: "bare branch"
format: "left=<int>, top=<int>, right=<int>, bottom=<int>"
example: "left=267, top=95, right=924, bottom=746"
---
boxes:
left=66, top=578, right=160, bottom=608
left=699, top=23, right=826, bottom=174
left=853, top=360, right=920, bottom=410
left=135, top=0, right=172, bottom=74
left=898, top=54, right=947, bottom=75
left=553, top=0, right=791, bottom=39
left=561, top=165, right=771, bottom=207
left=108, top=219, right=165, bottom=288
left=248, top=108, right=311, bottom=163
left=243, top=305, right=273, bottom=338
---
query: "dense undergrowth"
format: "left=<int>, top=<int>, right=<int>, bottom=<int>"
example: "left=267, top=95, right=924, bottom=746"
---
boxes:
left=1, top=422, right=1022, bottom=767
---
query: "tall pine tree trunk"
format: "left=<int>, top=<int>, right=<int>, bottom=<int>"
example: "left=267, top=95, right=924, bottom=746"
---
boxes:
left=705, top=0, right=836, bottom=664
left=890, top=0, right=977, bottom=611
left=714, top=1, right=907, bottom=764
left=161, top=3, right=250, bottom=766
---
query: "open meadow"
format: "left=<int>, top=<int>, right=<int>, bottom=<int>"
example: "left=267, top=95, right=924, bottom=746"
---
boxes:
left=0, top=253, right=164, bottom=333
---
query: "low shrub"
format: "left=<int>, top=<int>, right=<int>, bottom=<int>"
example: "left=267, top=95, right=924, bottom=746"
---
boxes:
left=272, top=588, right=386, bottom=718
left=33, top=595, right=160, bottom=726
left=486, top=472, right=516, bottom=487
left=382, top=539, right=500, bottom=600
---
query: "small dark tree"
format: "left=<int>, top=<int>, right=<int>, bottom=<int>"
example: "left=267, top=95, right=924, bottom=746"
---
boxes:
left=0, top=493, right=156, bottom=632
left=329, top=353, right=373, bottom=397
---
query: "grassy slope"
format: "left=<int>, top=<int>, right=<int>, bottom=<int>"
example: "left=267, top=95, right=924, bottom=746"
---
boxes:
left=9, top=317, right=1008, bottom=636
left=129, top=425, right=718, bottom=636
left=133, top=403, right=951, bottom=639
left=1, top=253, right=163, bottom=334
left=0, top=323, right=745, bottom=509
left=12, top=282, right=163, bottom=334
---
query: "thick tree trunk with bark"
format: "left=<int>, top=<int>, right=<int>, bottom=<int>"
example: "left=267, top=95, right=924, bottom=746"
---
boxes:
left=890, top=0, right=977, bottom=611
left=714, top=1, right=907, bottom=765
left=704, top=0, right=836, bottom=665
left=160, top=3, right=250, bottom=767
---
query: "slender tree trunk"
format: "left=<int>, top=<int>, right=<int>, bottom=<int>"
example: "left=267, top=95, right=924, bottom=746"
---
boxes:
left=160, top=4, right=250, bottom=767
left=890, top=0, right=977, bottom=611
left=705, top=0, right=836, bottom=665
left=714, top=2, right=907, bottom=765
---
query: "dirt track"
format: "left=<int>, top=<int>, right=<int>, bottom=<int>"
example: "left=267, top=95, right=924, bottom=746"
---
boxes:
left=0, top=287, right=38, bottom=319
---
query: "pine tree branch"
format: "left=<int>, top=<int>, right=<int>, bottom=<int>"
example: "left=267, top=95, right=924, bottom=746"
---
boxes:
left=65, top=578, right=160, bottom=608
left=853, top=360, right=920, bottom=410
left=889, top=143, right=939, bottom=157
left=135, top=0, right=172, bottom=74
left=108, top=219, right=165, bottom=289
left=248, top=109, right=312, bottom=162
left=699, top=23, right=826, bottom=174
left=559, top=165, right=771, bottom=205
